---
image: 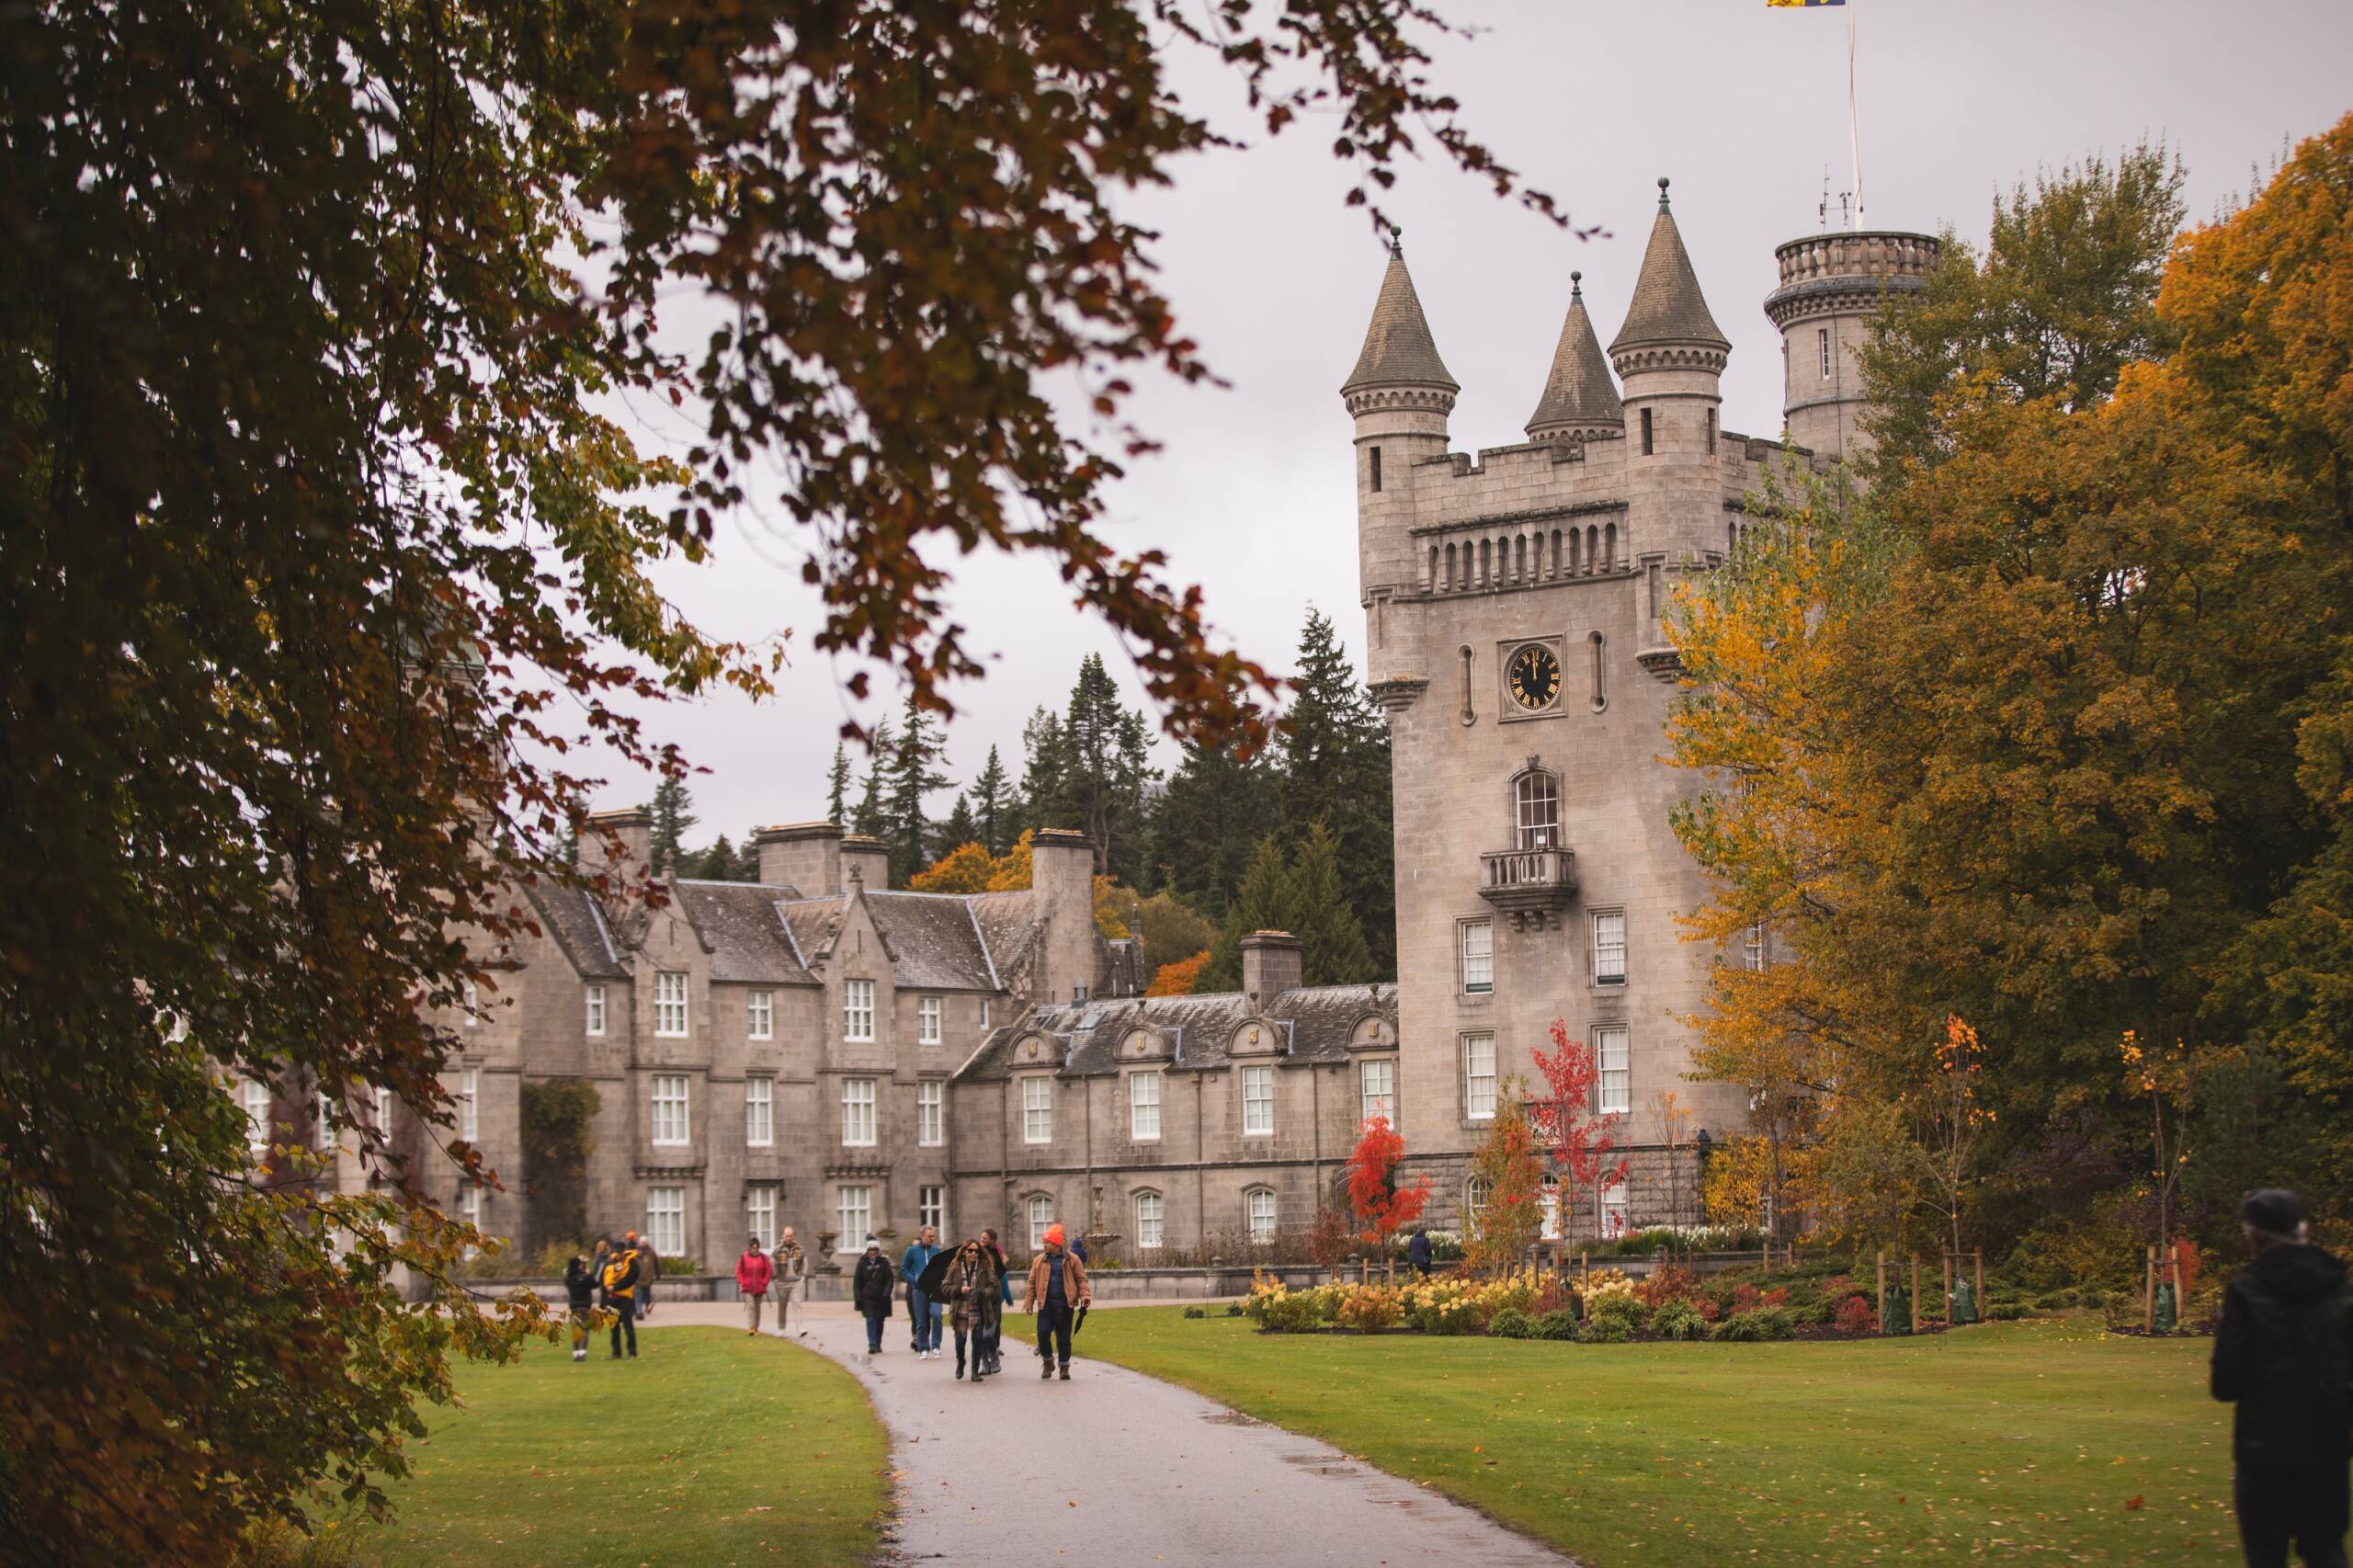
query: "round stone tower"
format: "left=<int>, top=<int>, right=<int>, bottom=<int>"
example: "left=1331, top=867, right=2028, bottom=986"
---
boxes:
left=1763, top=230, right=1942, bottom=464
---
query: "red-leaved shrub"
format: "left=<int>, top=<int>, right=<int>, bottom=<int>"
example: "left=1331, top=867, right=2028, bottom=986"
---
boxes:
left=1834, top=1294, right=1877, bottom=1335
left=1696, top=1296, right=1722, bottom=1323
left=1732, top=1282, right=1762, bottom=1313
left=1762, top=1286, right=1790, bottom=1309
left=1636, top=1265, right=1699, bottom=1306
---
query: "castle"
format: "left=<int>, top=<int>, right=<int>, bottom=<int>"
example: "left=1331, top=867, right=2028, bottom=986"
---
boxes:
left=249, top=187, right=1938, bottom=1272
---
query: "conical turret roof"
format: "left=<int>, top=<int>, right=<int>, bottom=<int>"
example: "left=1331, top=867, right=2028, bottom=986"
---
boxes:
left=1610, top=180, right=1729, bottom=355
left=1525, top=272, right=1623, bottom=438
left=1340, top=241, right=1459, bottom=396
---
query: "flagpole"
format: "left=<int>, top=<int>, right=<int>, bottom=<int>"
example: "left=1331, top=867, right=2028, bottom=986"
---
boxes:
left=1847, top=0, right=1863, bottom=229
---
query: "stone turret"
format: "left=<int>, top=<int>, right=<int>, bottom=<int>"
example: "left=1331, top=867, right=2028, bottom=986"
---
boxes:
left=1610, top=178, right=1728, bottom=565
left=1343, top=237, right=1457, bottom=694
left=1525, top=271, right=1623, bottom=444
left=1763, top=229, right=1942, bottom=464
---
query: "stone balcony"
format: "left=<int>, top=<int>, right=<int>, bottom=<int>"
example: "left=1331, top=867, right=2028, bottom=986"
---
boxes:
left=1478, top=846, right=1578, bottom=924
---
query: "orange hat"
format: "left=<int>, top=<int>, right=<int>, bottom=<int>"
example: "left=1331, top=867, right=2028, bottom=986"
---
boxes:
left=1043, top=1223, right=1065, bottom=1248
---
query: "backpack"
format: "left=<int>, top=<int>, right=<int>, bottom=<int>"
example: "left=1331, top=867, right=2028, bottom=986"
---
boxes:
left=603, top=1250, right=638, bottom=1298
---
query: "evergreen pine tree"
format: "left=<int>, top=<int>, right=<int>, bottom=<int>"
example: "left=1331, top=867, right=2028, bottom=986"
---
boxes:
left=1017, top=705, right=1068, bottom=835
left=1279, top=608, right=1395, bottom=975
left=971, top=744, right=1015, bottom=857
left=690, top=833, right=736, bottom=880
left=1198, top=836, right=1299, bottom=993
left=1059, top=653, right=1160, bottom=883
left=825, top=743, right=852, bottom=826
left=647, top=777, right=698, bottom=872
left=881, top=691, right=949, bottom=884
left=938, top=792, right=982, bottom=863
left=557, top=821, right=578, bottom=869
left=852, top=721, right=891, bottom=839
left=1290, top=821, right=1375, bottom=985
left=1148, top=740, right=1279, bottom=916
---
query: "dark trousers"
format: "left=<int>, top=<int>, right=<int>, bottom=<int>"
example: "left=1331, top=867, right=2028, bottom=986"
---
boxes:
left=863, top=1308, right=887, bottom=1352
left=2237, top=1461, right=2350, bottom=1568
left=608, top=1296, right=637, bottom=1357
left=1036, top=1302, right=1073, bottom=1366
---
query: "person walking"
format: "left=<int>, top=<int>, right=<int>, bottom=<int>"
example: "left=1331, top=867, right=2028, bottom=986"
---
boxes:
left=853, top=1234, right=895, bottom=1358
left=981, top=1228, right=1012, bottom=1375
left=628, top=1229, right=662, bottom=1320
left=563, top=1254, right=598, bottom=1363
left=736, top=1234, right=774, bottom=1337
left=1023, top=1222, right=1090, bottom=1381
left=770, top=1227, right=809, bottom=1338
left=902, top=1225, right=945, bottom=1359
left=1407, top=1226, right=1433, bottom=1278
left=943, top=1237, right=1002, bottom=1383
left=600, top=1237, right=642, bottom=1359
left=2211, top=1189, right=2353, bottom=1568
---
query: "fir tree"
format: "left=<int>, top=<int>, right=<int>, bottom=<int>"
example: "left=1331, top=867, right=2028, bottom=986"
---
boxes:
left=1279, top=608, right=1394, bottom=975
left=1059, top=653, right=1159, bottom=884
left=825, top=743, right=852, bottom=827
left=970, top=744, right=1016, bottom=857
left=647, top=777, right=698, bottom=872
left=1199, top=835, right=1299, bottom=993
left=881, top=690, right=950, bottom=884
left=1290, top=821, right=1375, bottom=985
left=1017, top=705, right=1068, bottom=836
left=938, top=792, right=982, bottom=861
left=690, top=833, right=736, bottom=880
left=852, top=721, right=891, bottom=839
left=1148, top=740, right=1279, bottom=916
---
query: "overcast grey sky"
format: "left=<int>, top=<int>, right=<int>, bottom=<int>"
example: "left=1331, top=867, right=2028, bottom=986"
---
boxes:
left=607, top=0, right=2353, bottom=842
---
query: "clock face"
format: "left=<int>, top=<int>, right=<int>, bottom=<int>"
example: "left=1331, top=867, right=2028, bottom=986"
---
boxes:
left=1507, top=643, right=1563, bottom=710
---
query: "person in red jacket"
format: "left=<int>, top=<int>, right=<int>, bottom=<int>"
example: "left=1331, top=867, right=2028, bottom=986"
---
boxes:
left=736, top=1235, right=775, bottom=1337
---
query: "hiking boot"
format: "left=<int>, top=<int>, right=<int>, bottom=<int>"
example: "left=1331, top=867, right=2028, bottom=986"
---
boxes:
left=1058, top=1363, right=1071, bottom=1381
left=955, top=1360, right=965, bottom=1381
left=1040, top=1358, right=1052, bottom=1380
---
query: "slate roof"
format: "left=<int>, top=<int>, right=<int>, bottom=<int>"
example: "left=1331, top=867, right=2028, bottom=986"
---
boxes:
left=525, top=881, right=628, bottom=980
left=1340, top=245, right=1459, bottom=395
left=862, top=891, right=1003, bottom=991
left=1610, top=186, right=1730, bottom=354
left=955, top=983, right=1400, bottom=1082
left=673, top=881, right=816, bottom=984
left=1526, top=274, right=1624, bottom=437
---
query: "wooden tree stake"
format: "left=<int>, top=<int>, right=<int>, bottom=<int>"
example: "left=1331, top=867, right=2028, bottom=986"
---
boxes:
left=2143, top=1244, right=2157, bottom=1333
left=1909, top=1255, right=1921, bottom=1333
left=1876, top=1249, right=1887, bottom=1324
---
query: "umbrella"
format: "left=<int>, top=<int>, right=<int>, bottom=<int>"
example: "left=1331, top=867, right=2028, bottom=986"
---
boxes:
left=914, top=1247, right=957, bottom=1301
left=1073, top=1303, right=1089, bottom=1338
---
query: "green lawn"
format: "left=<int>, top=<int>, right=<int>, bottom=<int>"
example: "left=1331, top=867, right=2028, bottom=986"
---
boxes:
left=1041, top=1309, right=2239, bottom=1567
left=357, top=1326, right=889, bottom=1567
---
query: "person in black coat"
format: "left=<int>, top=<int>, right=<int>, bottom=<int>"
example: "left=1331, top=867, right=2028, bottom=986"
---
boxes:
left=563, top=1256, right=598, bottom=1363
left=1406, top=1226, right=1433, bottom=1278
left=2211, top=1189, right=2353, bottom=1568
left=853, top=1234, right=896, bottom=1358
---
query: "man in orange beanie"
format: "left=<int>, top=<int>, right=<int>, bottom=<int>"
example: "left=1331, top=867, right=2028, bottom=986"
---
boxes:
left=1024, top=1222, right=1090, bottom=1381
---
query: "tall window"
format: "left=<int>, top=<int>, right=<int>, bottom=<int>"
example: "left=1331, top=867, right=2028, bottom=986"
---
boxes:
left=1369, top=445, right=1382, bottom=493
left=315, top=1093, right=337, bottom=1150
left=917, top=995, right=942, bottom=1045
left=242, top=1078, right=271, bottom=1153
left=1462, top=1034, right=1496, bottom=1121
left=1593, top=911, right=1627, bottom=985
left=652, top=1074, right=690, bottom=1145
left=748, top=990, right=773, bottom=1041
left=1134, top=1190, right=1164, bottom=1250
left=1460, top=920, right=1493, bottom=995
left=1598, top=1179, right=1631, bottom=1238
left=462, top=981, right=479, bottom=1027
left=1021, top=1077, right=1052, bottom=1144
left=1026, top=1193, right=1054, bottom=1251
left=459, top=1069, right=479, bottom=1143
left=1129, top=1070, right=1161, bottom=1141
left=1818, top=326, right=1832, bottom=380
left=1744, top=923, right=1766, bottom=971
left=917, top=1080, right=944, bottom=1146
left=1541, top=1176, right=1563, bottom=1241
left=1241, top=1066, right=1274, bottom=1136
left=747, top=1185, right=777, bottom=1245
left=841, top=1077, right=877, bottom=1146
left=460, top=1182, right=484, bottom=1243
left=843, top=979, right=875, bottom=1041
left=1515, top=772, right=1560, bottom=849
left=647, top=1186, right=685, bottom=1255
left=585, top=984, right=606, bottom=1036
left=919, top=1185, right=945, bottom=1235
left=1359, top=1059, right=1396, bottom=1123
left=745, top=1077, right=773, bottom=1146
left=373, top=1084, right=394, bottom=1132
left=1640, top=406, right=1654, bottom=455
left=654, top=971, right=688, bottom=1037
left=979, top=998, right=991, bottom=1029
left=1596, top=1027, right=1630, bottom=1116
left=1245, top=1187, right=1277, bottom=1243
left=837, top=1184, right=872, bottom=1245
left=1466, top=1175, right=1490, bottom=1221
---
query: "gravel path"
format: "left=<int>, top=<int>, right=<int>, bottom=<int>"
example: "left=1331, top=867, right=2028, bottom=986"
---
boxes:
left=652, top=1301, right=1574, bottom=1567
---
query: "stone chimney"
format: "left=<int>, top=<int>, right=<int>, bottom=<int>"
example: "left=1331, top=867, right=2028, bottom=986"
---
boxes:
left=1240, top=930, right=1303, bottom=1006
left=581, top=807, right=653, bottom=875
left=755, top=821, right=842, bottom=895
left=1030, top=828, right=1097, bottom=1006
left=839, top=834, right=891, bottom=892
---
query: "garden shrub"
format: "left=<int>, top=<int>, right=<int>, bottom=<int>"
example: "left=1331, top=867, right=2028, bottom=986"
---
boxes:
left=1336, top=1286, right=1404, bottom=1331
left=1710, top=1308, right=1796, bottom=1343
left=1182, top=1306, right=1207, bottom=1320
left=1651, top=1302, right=1707, bottom=1341
left=1730, top=1281, right=1762, bottom=1314
left=1532, top=1310, right=1579, bottom=1341
left=1224, top=1301, right=1245, bottom=1316
left=1586, top=1293, right=1649, bottom=1332
left=1695, top=1295, right=1722, bottom=1323
left=1487, top=1308, right=1533, bottom=1339
left=1761, top=1285, right=1790, bottom=1309
left=1576, top=1312, right=1633, bottom=1344
left=1832, top=1294, right=1878, bottom=1335
left=1635, top=1265, right=1699, bottom=1306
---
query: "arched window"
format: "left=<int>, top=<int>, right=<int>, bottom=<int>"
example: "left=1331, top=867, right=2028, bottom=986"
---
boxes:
left=1133, top=1190, right=1165, bottom=1251
left=1515, top=771, right=1560, bottom=849
left=1244, top=1187, right=1277, bottom=1244
left=1603, top=521, right=1618, bottom=572
left=1566, top=528, right=1581, bottom=576
left=1551, top=528, right=1563, bottom=578
left=1465, top=1176, right=1491, bottom=1222
left=1479, top=538, right=1492, bottom=585
left=1026, top=1193, right=1055, bottom=1251
left=1428, top=544, right=1439, bottom=590
left=1515, top=534, right=1528, bottom=581
left=1444, top=541, right=1458, bottom=591
left=1585, top=525, right=1599, bottom=574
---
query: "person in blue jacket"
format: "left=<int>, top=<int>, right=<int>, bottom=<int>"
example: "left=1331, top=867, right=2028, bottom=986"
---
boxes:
left=901, top=1225, right=944, bottom=1358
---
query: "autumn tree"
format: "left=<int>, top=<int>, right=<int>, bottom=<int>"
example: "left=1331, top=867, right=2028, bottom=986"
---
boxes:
left=1528, top=1020, right=1628, bottom=1244
left=910, top=842, right=996, bottom=894
left=1346, top=1116, right=1431, bottom=1265
left=4, top=1, right=1569, bottom=1557
left=1465, top=1081, right=1544, bottom=1274
left=1146, top=950, right=1213, bottom=997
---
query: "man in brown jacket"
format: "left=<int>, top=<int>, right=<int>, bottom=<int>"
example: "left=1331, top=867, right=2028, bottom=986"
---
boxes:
left=769, top=1227, right=810, bottom=1337
left=1023, top=1223, right=1091, bottom=1381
